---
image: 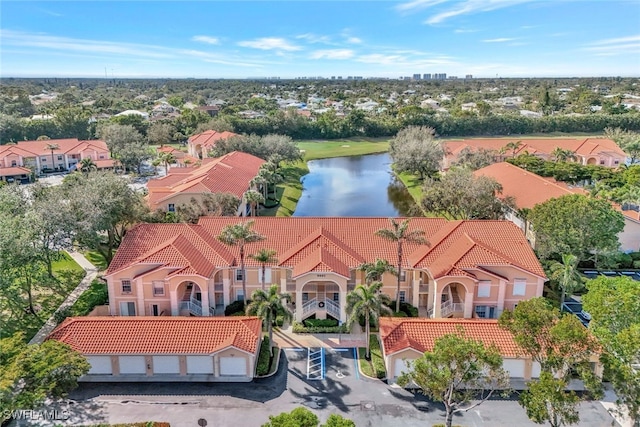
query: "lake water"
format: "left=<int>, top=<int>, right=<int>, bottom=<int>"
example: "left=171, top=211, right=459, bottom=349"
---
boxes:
left=293, top=153, right=417, bottom=217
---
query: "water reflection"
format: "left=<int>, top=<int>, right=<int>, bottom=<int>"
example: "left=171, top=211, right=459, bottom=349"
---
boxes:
left=293, top=153, right=417, bottom=217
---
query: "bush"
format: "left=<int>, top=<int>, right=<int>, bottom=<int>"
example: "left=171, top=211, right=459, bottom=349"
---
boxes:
left=387, top=301, right=419, bottom=317
left=369, top=335, right=386, bottom=379
left=54, top=306, right=72, bottom=324
left=304, top=318, right=338, bottom=328
left=256, top=336, right=271, bottom=376
left=630, top=252, right=640, bottom=261
left=275, top=315, right=284, bottom=327
left=392, top=311, right=408, bottom=317
left=224, top=299, right=251, bottom=316
left=616, top=253, right=634, bottom=269
left=292, top=321, right=348, bottom=334
left=70, top=279, right=109, bottom=316
left=634, top=260, right=640, bottom=269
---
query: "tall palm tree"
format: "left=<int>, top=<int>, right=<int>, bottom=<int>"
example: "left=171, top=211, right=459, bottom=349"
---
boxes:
left=158, top=151, right=175, bottom=175
left=346, top=282, right=392, bottom=359
left=549, top=254, right=585, bottom=309
left=375, top=218, right=428, bottom=312
left=551, top=147, right=577, bottom=163
left=45, top=143, right=59, bottom=171
left=250, top=248, right=278, bottom=290
left=246, top=284, right=292, bottom=356
left=243, top=190, right=265, bottom=217
left=503, top=140, right=523, bottom=158
left=357, top=258, right=397, bottom=285
left=79, top=157, right=97, bottom=175
left=217, top=221, right=266, bottom=308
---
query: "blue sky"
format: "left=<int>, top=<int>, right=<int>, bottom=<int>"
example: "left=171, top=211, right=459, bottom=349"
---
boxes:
left=2, top=1, right=639, bottom=78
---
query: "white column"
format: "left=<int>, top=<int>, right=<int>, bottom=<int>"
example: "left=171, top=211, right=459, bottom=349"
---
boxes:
left=295, top=283, right=303, bottom=322
left=412, top=276, right=420, bottom=307
left=463, top=291, right=474, bottom=318
left=201, top=289, right=210, bottom=316
left=223, top=277, right=231, bottom=307
left=136, top=280, right=146, bottom=316
left=107, top=278, right=116, bottom=315
left=339, top=289, right=347, bottom=323
left=433, top=282, right=441, bottom=318
left=497, top=280, right=507, bottom=315
left=170, top=290, right=178, bottom=316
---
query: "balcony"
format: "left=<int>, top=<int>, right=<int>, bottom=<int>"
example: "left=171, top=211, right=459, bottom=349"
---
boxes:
left=441, top=300, right=464, bottom=318
left=180, top=297, right=215, bottom=316
left=295, top=298, right=341, bottom=320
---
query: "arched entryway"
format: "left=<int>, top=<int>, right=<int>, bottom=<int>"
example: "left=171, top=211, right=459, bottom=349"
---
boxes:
left=195, top=144, right=204, bottom=159
left=177, top=281, right=207, bottom=316
left=587, top=157, right=597, bottom=165
left=438, top=282, right=468, bottom=318
left=297, top=280, right=342, bottom=322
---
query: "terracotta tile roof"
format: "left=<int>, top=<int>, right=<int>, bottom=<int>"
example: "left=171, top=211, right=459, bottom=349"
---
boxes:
left=474, top=162, right=586, bottom=209
left=108, top=218, right=545, bottom=281
left=48, top=316, right=262, bottom=355
left=379, top=318, right=520, bottom=358
left=146, top=151, right=265, bottom=209
left=7, top=138, right=109, bottom=157
left=95, top=159, right=116, bottom=168
left=187, top=130, right=238, bottom=150
left=0, top=166, right=31, bottom=176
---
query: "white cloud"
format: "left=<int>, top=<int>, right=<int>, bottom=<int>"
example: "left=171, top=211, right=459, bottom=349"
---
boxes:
left=346, top=37, right=362, bottom=44
left=454, top=28, right=478, bottom=33
left=396, top=0, right=448, bottom=13
left=296, top=33, right=333, bottom=44
left=237, top=37, right=301, bottom=51
left=422, top=0, right=535, bottom=25
left=192, top=35, right=220, bottom=45
left=310, top=49, right=354, bottom=60
left=590, top=34, right=640, bottom=46
left=584, top=34, right=640, bottom=56
left=483, top=38, right=517, bottom=43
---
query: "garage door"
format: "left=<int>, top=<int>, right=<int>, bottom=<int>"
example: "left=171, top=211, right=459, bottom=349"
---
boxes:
left=153, top=356, right=180, bottom=374
left=220, top=357, right=247, bottom=376
left=119, top=356, right=146, bottom=374
left=531, top=362, right=541, bottom=379
left=87, top=356, right=112, bottom=374
left=186, top=356, right=214, bottom=374
left=502, top=359, right=525, bottom=378
left=394, top=359, right=411, bottom=378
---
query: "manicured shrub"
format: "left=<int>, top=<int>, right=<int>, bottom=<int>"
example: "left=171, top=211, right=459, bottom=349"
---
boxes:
left=224, top=299, right=251, bottom=316
left=292, top=321, right=348, bottom=334
left=392, top=311, right=408, bottom=317
left=256, top=336, right=271, bottom=376
left=275, top=315, right=284, bottom=327
left=304, top=318, right=338, bottom=328
left=387, top=301, right=419, bottom=317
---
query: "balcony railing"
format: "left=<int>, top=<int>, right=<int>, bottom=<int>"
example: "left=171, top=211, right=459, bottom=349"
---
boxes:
left=302, top=298, right=318, bottom=315
left=441, top=300, right=464, bottom=317
left=325, top=298, right=340, bottom=319
left=180, top=297, right=214, bottom=316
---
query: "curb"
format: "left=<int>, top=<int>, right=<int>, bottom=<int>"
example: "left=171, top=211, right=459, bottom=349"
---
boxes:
left=355, top=348, right=384, bottom=381
left=256, top=347, right=282, bottom=379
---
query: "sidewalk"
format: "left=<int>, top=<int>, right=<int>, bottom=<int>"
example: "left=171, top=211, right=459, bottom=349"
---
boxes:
left=272, top=323, right=368, bottom=349
left=29, top=251, right=99, bottom=344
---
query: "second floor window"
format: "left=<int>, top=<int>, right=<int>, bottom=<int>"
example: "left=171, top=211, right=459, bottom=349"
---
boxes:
left=236, top=269, right=244, bottom=281
left=399, top=291, right=406, bottom=302
left=121, top=280, right=132, bottom=293
left=168, top=204, right=175, bottom=212
left=152, top=281, right=165, bottom=296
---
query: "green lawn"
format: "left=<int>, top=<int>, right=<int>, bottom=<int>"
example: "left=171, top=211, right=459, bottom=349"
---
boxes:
left=298, top=138, right=390, bottom=161
left=260, top=161, right=309, bottom=217
left=51, top=252, right=85, bottom=276
left=395, top=171, right=424, bottom=203
left=83, top=251, right=109, bottom=270
left=358, top=335, right=386, bottom=379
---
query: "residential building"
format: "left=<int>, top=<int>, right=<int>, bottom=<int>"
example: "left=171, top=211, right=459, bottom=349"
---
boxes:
left=474, top=162, right=640, bottom=252
left=0, top=138, right=114, bottom=175
left=445, top=137, right=626, bottom=169
left=48, top=316, right=262, bottom=382
left=104, top=217, right=546, bottom=322
left=187, top=130, right=239, bottom=160
left=146, top=151, right=265, bottom=216
left=379, top=318, right=602, bottom=384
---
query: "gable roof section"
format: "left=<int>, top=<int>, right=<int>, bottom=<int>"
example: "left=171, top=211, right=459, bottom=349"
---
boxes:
left=10, top=138, right=110, bottom=157
left=474, top=162, right=586, bottom=209
left=292, top=247, right=351, bottom=278
left=379, top=318, right=520, bottom=358
left=187, top=130, right=238, bottom=150
left=48, top=316, right=262, bottom=355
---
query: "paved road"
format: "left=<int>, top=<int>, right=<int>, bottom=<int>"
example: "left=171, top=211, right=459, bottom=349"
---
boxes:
left=18, top=347, right=619, bottom=427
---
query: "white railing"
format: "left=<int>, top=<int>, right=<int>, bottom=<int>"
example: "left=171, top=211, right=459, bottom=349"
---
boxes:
left=441, top=301, right=464, bottom=317
left=302, top=298, right=318, bottom=315
left=325, top=298, right=340, bottom=319
left=180, top=297, right=204, bottom=316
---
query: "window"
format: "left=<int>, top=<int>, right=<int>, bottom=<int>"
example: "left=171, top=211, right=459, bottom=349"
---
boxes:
left=475, top=306, right=496, bottom=319
left=614, top=160, right=620, bottom=165
left=399, top=291, right=406, bottom=302
left=236, top=289, right=244, bottom=302
left=333, top=293, right=339, bottom=302
left=513, top=279, right=527, bottom=296
left=10, top=160, right=16, bottom=167
left=399, top=271, right=406, bottom=282
left=477, top=281, right=491, bottom=298
left=302, top=292, right=309, bottom=302
left=151, top=304, right=160, bottom=316
left=235, top=269, right=244, bottom=281
left=600, top=160, right=605, bottom=165
left=99, top=155, right=105, bottom=159
left=168, top=203, right=175, bottom=212
left=121, top=280, right=132, bottom=293
left=120, top=301, right=136, bottom=316
left=263, top=268, right=272, bottom=283
left=41, top=157, right=47, bottom=162
left=152, top=281, right=165, bottom=296
left=57, top=155, right=63, bottom=161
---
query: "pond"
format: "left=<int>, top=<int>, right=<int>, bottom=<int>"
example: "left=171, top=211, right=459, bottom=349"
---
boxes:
left=293, top=153, right=417, bottom=217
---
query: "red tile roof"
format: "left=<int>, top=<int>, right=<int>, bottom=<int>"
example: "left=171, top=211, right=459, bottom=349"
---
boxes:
left=48, top=316, right=262, bottom=355
left=474, top=162, right=586, bottom=209
left=107, top=218, right=546, bottom=280
left=0, top=166, right=31, bottom=176
left=0, top=138, right=110, bottom=157
left=146, top=151, right=265, bottom=209
left=188, top=130, right=238, bottom=150
left=379, top=318, right=520, bottom=358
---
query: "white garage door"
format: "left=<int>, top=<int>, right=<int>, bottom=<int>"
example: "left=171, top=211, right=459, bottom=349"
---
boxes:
left=220, top=357, right=247, bottom=376
left=87, top=356, right=112, bottom=374
left=153, top=356, right=180, bottom=374
left=119, top=356, right=146, bottom=374
left=502, top=359, right=525, bottom=378
left=531, top=362, right=541, bottom=379
left=186, top=356, right=214, bottom=374
left=394, top=359, right=411, bottom=378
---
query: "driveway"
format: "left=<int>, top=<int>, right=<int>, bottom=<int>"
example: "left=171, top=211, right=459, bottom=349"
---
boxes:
left=18, top=348, right=619, bottom=427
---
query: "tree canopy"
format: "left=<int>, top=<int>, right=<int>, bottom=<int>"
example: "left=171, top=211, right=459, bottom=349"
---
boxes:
left=389, top=126, right=447, bottom=179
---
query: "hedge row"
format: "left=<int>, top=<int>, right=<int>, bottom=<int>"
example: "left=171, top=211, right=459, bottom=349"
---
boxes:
left=292, top=321, right=349, bottom=334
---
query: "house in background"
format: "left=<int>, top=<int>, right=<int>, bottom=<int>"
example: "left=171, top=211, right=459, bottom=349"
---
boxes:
left=444, top=137, right=627, bottom=170
left=48, top=316, right=262, bottom=382
left=146, top=151, right=265, bottom=216
left=474, top=162, right=640, bottom=252
left=104, top=217, right=546, bottom=322
left=379, top=317, right=602, bottom=384
left=187, top=130, right=239, bottom=160
left=0, top=138, right=114, bottom=175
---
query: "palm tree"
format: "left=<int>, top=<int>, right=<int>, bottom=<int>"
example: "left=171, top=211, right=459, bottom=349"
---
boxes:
left=217, top=221, right=266, bottom=308
left=243, top=190, right=265, bottom=217
left=246, top=284, right=292, bottom=356
left=551, top=147, right=577, bottom=163
left=549, top=254, right=585, bottom=309
left=502, top=140, right=522, bottom=158
left=79, top=157, right=97, bottom=175
left=45, top=143, right=59, bottom=171
left=357, top=258, right=397, bottom=285
left=346, top=282, right=392, bottom=359
left=375, top=218, right=428, bottom=312
left=158, top=151, right=175, bottom=175
left=250, top=248, right=278, bottom=290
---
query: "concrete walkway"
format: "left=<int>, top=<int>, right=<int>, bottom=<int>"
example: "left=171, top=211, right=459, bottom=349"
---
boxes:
left=29, top=251, right=98, bottom=344
left=272, top=324, right=368, bottom=349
